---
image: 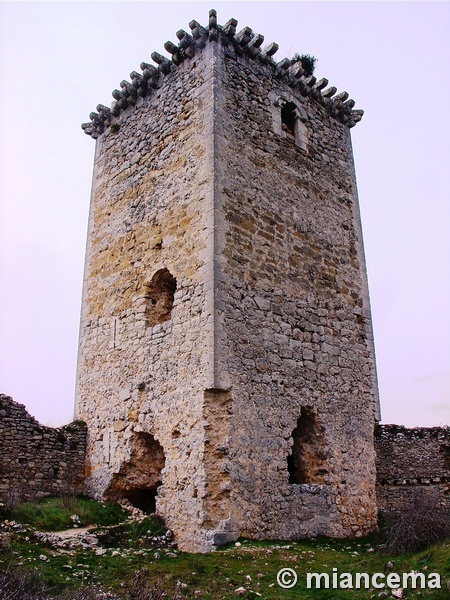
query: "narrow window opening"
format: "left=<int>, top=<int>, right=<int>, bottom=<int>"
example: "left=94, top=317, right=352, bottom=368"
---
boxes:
left=288, top=408, right=328, bottom=484
left=281, top=102, right=297, bottom=138
left=144, top=268, right=176, bottom=327
left=269, top=91, right=308, bottom=150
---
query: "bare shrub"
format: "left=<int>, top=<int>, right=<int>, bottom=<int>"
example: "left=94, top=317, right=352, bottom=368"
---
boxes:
left=60, top=494, right=79, bottom=514
left=64, top=586, right=117, bottom=600
left=0, top=567, right=48, bottom=600
left=0, top=489, right=20, bottom=517
left=0, top=568, right=119, bottom=600
left=121, top=570, right=187, bottom=600
left=384, top=488, right=450, bottom=554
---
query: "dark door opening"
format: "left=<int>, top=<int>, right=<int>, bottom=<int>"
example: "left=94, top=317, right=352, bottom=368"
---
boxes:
left=124, top=487, right=158, bottom=513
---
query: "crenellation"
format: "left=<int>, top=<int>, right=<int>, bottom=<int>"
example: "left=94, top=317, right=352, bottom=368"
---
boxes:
left=120, top=80, right=138, bottom=103
left=321, top=85, right=337, bottom=99
left=151, top=51, right=172, bottom=75
left=176, top=29, right=196, bottom=52
left=275, top=57, right=291, bottom=75
left=81, top=11, right=364, bottom=138
left=189, top=20, right=207, bottom=41
left=235, top=26, right=253, bottom=48
left=310, top=77, right=328, bottom=96
left=222, top=17, right=238, bottom=38
left=164, top=40, right=182, bottom=64
left=247, top=32, right=264, bottom=58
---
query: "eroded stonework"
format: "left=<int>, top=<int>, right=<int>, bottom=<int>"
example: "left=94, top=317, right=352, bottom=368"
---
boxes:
left=76, top=10, right=379, bottom=551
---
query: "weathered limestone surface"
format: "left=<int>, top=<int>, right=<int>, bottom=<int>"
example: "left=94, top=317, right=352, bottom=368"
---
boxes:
left=76, top=10, right=380, bottom=551
left=0, top=394, right=86, bottom=502
left=76, top=44, right=217, bottom=551
left=375, top=425, right=450, bottom=512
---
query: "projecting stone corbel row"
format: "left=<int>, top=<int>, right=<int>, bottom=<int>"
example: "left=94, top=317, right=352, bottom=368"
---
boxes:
left=82, top=9, right=363, bottom=138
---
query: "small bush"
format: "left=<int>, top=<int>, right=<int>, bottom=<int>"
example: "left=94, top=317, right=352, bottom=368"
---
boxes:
left=0, top=571, right=119, bottom=600
left=383, top=489, right=450, bottom=554
left=292, top=53, right=317, bottom=77
left=96, top=516, right=166, bottom=549
left=60, top=585, right=117, bottom=599
left=0, top=489, right=21, bottom=518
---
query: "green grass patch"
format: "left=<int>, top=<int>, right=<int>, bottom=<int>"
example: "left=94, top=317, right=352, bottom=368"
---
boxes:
left=1, top=502, right=449, bottom=599
left=2, top=531, right=449, bottom=599
left=10, top=496, right=128, bottom=531
left=94, top=515, right=166, bottom=548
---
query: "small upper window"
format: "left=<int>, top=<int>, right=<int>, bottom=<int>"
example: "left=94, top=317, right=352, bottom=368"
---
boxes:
left=281, top=102, right=297, bottom=138
left=269, top=91, right=308, bottom=150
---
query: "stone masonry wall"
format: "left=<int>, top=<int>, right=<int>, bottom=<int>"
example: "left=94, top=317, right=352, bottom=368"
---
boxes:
left=213, top=41, right=379, bottom=540
left=0, top=394, right=86, bottom=503
left=375, top=424, right=450, bottom=513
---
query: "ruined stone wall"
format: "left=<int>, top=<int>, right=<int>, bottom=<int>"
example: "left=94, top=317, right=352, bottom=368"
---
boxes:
left=213, top=43, right=379, bottom=540
left=0, top=394, right=86, bottom=502
left=375, top=425, right=450, bottom=513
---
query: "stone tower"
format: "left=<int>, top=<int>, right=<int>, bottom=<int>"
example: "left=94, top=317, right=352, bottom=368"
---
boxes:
left=76, top=9, right=380, bottom=552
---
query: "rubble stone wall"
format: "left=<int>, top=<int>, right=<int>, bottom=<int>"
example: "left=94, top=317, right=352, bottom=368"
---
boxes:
left=375, top=424, right=450, bottom=512
left=0, top=394, right=86, bottom=502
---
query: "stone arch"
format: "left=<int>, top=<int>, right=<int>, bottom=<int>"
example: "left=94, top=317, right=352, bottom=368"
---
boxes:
left=287, top=408, right=328, bottom=484
left=106, top=432, right=165, bottom=513
left=143, top=268, right=177, bottom=327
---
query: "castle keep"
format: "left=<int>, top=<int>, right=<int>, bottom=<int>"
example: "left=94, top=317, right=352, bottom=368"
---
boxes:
left=75, top=9, right=380, bottom=552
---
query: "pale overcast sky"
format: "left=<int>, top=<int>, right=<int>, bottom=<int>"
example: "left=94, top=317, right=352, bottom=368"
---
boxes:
left=0, top=1, right=449, bottom=427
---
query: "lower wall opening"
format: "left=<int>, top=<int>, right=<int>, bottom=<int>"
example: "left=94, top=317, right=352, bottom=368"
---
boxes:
left=105, top=432, right=165, bottom=513
left=123, top=488, right=158, bottom=513
left=288, top=407, right=328, bottom=485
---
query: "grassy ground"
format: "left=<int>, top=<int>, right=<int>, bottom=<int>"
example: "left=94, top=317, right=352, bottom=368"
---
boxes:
left=0, top=497, right=449, bottom=599
left=6, top=496, right=128, bottom=531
